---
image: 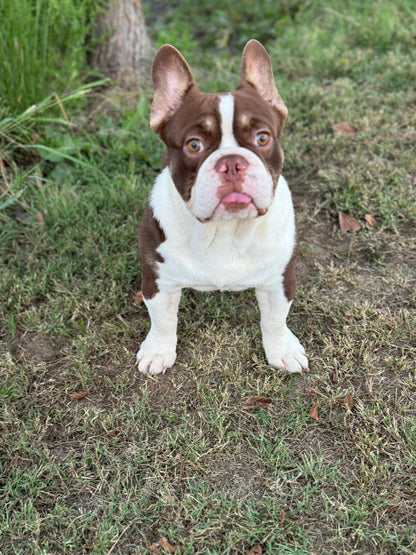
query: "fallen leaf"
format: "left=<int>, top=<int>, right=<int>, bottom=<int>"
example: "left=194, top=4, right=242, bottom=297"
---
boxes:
left=279, top=509, right=286, bottom=523
left=246, top=545, right=262, bottom=555
left=36, top=212, right=46, bottom=228
left=346, top=394, right=354, bottom=410
left=364, top=214, right=376, bottom=227
left=69, top=389, right=89, bottom=401
left=332, top=121, right=357, bottom=136
left=345, top=310, right=355, bottom=317
left=149, top=537, right=184, bottom=554
left=134, top=290, right=144, bottom=304
left=310, top=400, right=319, bottom=421
left=338, top=211, right=361, bottom=232
left=241, top=396, right=273, bottom=410
left=306, top=387, right=328, bottom=398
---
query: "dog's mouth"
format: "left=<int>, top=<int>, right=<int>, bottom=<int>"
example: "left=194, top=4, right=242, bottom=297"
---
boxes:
left=220, top=191, right=252, bottom=210
left=196, top=192, right=268, bottom=223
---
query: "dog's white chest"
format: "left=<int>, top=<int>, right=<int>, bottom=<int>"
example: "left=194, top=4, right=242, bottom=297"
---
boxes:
left=151, top=169, right=296, bottom=292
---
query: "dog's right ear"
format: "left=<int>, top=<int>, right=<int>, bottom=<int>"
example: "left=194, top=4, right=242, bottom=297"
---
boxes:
left=150, top=45, right=197, bottom=133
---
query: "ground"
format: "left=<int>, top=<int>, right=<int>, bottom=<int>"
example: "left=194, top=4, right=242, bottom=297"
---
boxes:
left=1, top=1, right=416, bottom=553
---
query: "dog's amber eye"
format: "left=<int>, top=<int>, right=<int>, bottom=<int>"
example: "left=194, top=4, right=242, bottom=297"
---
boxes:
left=255, top=132, right=270, bottom=146
left=187, top=139, right=203, bottom=153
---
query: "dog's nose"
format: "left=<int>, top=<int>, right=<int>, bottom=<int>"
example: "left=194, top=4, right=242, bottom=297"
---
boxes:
left=215, top=155, right=248, bottom=177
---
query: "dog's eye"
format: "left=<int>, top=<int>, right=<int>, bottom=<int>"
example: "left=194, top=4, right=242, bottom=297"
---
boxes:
left=255, top=133, right=270, bottom=146
left=187, top=139, right=203, bottom=153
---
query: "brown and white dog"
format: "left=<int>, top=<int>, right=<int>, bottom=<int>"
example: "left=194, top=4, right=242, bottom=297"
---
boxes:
left=137, top=40, right=308, bottom=375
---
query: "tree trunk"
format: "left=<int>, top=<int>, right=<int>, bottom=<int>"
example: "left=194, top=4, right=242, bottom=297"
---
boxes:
left=90, top=0, right=154, bottom=87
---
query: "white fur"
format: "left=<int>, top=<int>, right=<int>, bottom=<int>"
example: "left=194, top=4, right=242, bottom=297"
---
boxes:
left=152, top=170, right=294, bottom=292
left=137, top=290, right=180, bottom=373
left=256, top=291, right=308, bottom=373
left=218, top=94, right=239, bottom=148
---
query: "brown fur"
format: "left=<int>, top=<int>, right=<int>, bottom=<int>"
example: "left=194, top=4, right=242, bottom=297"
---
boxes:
left=283, top=227, right=299, bottom=302
left=138, top=204, right=165, bottom=299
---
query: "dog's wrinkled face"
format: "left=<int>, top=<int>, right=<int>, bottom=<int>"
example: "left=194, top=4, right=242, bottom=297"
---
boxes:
left=150, top=40, right=288, bottom=222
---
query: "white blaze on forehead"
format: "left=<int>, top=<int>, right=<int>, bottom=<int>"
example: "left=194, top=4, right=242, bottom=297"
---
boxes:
left=218, top=94, right=239, bottom=148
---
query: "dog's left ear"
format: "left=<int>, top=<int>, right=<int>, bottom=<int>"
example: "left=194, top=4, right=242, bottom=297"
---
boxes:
left=238, top=40, right=288, bottom=128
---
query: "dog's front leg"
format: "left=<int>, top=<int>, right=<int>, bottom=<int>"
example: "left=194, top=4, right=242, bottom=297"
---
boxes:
left=137, top=289, right=182, bottom=374
left=256, top=287, right=308, bottom=373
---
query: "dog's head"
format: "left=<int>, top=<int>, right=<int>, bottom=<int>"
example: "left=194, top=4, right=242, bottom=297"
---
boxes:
left=150, top=40, right=288, bottom=222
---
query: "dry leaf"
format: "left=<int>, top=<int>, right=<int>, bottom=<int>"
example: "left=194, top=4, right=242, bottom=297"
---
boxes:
left=364, top=214, right=376, bottom=227
left=241, top=396, right=272, bottom=410
left=346, top=394, right=354, bottom=410
left=69, top=389, right=89, bottom=401
left=338, top=211, right=361, bottom=232
left=345, top=310, right=355, bottom=317
left=134, top=290, right=144, bottom=304
left=279, top=509, right=286, bottom=523
left=332, top=121, right=357, bottom=136
left=306, top=387, right=328, bottom=398
left=310, top=400, right=319, bottom=421
left=36, top=212, right=46, bottom=228
left=246, top=545, right=263, bottom=555
left=149, top=537, right=184, bottom=554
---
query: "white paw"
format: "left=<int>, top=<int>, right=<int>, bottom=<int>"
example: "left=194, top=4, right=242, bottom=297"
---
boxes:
left=136, top=337, right=176, bottom=374
left=263, top=329, right=308, bottom=374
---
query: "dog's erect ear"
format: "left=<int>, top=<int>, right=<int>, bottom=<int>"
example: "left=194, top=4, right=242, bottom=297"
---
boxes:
left=239, top=39, right=288, bottom=126
left=150, top=45, right=197, bottom=133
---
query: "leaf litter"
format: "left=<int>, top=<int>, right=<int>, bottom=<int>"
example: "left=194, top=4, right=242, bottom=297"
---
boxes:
left=69, top=389, right=89, bottom=401
left=241, top=396, right=273, bottom=410
left=338, top=211, right=361, bottom=232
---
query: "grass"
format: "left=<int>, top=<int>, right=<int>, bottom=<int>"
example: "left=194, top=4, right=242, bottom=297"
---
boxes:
left=1, top=0, right=416, bottom=553
left=0, top=0, right=96, bottom=111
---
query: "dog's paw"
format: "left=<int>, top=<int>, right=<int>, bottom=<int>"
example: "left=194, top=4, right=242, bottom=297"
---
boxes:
left=263, top=329, right=308, bottom=374
left=136, top=338, right=176, bottom=374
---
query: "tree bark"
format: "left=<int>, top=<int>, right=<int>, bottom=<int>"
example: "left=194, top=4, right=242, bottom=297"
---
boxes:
left=90, top=0, right=154, bottom=87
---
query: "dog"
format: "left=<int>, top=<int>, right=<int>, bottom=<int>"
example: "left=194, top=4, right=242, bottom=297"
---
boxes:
left=137, top=39, right=308, bottom=375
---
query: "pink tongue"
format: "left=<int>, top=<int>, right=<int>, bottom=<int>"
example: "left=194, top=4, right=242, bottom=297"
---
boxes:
left=221, top=192, right=252, bottom=205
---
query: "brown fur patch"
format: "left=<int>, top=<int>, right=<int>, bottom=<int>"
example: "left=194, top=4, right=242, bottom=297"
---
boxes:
left=158, top=91, right=222, bottom=201
left=283, top=225, right=299, bottom=302
left=233, top=87, right=285, bottom=185
left=138, top=204, right=165, bottom=299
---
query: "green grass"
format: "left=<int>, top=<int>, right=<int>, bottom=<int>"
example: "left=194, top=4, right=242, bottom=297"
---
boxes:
left=0, top=0, right=96, bottom=111
left=1, top=0, right=416, bottom=553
